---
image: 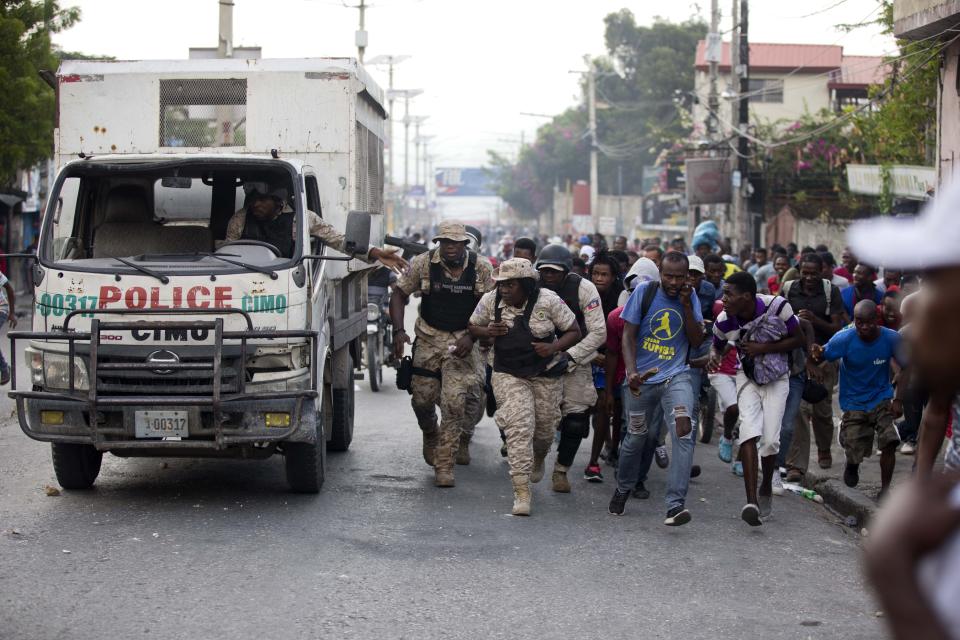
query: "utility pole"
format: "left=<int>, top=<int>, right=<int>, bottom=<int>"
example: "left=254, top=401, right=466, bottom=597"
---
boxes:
left=217, top=0, right=234, bottom=58
left=706, top=0, right=720, bottom=136
left=354, top=0, right=368, bottom=64
left=735, top=0, right=751, bottom=249
left=368, top=55, right=409, bottom=188
left=586, top=56, right=599, bottom=233
left=410, top=116, right=428, bottom=213
left=216, top=0, right=234, bottom=145
left=387, top=89, right=422, bottom=224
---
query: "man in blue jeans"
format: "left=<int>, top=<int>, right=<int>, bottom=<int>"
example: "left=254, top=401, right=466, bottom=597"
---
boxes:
left=608, top=251, right=704, bottom=525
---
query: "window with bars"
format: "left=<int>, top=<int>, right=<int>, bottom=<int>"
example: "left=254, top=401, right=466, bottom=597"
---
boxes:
left=159, top=79, right=247, bottom=148
left=747, top=78, right=784, bottom=104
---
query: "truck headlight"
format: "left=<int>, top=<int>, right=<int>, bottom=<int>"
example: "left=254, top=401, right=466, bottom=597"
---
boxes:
left=38, top=351, right=89, bottom=391
left=367, top=302, right=381, bottom=322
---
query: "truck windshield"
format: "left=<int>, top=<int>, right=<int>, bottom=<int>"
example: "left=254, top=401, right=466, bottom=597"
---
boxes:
left=43, top=162, right=303, bottom=273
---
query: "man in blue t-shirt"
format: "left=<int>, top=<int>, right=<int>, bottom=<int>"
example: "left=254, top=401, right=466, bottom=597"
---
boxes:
left=608, top=252, right=705, bottom=526
left=812, top=299, right=905, bottom=497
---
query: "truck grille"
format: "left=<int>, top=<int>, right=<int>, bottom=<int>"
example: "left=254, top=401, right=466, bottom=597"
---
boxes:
left=95, top=354, right=241, bottom=395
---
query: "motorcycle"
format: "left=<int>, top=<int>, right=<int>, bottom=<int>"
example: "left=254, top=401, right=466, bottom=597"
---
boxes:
left=366, top=285, right=395, bottom=392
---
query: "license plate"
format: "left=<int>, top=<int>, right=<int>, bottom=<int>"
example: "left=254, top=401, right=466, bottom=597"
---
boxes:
left=135, top=410, right=189, bottom=438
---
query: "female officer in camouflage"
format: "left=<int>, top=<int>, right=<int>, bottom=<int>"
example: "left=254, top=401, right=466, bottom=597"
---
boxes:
left=468, top=258, right=581, bottom=516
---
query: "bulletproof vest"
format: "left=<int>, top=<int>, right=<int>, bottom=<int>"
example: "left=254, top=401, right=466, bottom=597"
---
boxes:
left=493, top=289, right=554, bottom=378
left=419, top=250, right=478, bottom=332
left=557, top=272, right=587, bottom=335
left=241, top=209, right=295, bottom=257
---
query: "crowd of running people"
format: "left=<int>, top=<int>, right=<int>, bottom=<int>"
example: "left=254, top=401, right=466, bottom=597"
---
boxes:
left=388, top=221, right=913, bottom=525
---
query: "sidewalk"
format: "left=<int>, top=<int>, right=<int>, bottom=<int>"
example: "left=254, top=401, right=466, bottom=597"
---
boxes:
left=797, top=416, right=941, bottom=527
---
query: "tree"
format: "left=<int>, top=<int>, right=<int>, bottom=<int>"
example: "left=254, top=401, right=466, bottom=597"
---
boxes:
left=0, top=1, right=80, bottom=187
left=488, top=11, right=706, bottom=218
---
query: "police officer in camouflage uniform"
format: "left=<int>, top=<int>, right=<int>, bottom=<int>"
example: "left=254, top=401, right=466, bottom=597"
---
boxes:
left=460, top=225, right=495, bottom=463
left=390, top=221, right=494, bottom=487
left=535, top=244, right=608, bottom=493
left=469, top=258, right=581, bottom=515
left=224, top=181, right=406, bottom=270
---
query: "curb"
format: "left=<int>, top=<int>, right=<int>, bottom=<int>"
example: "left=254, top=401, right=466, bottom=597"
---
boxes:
left=802, top=468, right=877, bottom=527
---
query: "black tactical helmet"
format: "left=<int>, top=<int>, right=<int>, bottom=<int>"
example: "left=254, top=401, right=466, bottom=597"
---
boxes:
left=535, top=243, right=573, bottom=272
left=465, top=225, right=483, bottom=250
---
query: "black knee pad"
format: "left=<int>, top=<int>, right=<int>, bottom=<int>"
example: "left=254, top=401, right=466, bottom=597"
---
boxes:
left=413, top=406, right=437, bottom=429
left=561, top=412, right=591, bottom=439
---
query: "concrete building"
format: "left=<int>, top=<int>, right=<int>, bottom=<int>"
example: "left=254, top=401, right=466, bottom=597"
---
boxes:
left=693, top=42, right=886, bottom=132
left=894, top=1, right=960, bottom=182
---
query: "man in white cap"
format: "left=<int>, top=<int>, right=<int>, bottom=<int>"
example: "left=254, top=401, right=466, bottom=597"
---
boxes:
left=390, top=220, right=494, bottom=487
left=850, top=180, right=960, bottom=639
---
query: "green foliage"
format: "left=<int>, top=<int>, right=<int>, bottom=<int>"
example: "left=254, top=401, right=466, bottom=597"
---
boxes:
left=488, top=11, right=706, bottom=218
left=0, top=1, right=80, bottom=187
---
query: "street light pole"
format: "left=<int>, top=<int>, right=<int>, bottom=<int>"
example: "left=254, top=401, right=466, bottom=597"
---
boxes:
left=368, top=55, right=410, bottom=188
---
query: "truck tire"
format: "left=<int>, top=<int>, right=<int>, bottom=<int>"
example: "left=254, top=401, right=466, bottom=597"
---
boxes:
left=327, top=379, right=355, bottom=452
left=367, top=333, right=382, bottom=392
left=51, top=442, right=102, bottom=490
left=285, top=414, right=326, bottom=493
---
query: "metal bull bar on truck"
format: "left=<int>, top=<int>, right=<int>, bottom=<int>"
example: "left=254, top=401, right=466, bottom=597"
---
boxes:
left=8, top=307, right=319, bottom=450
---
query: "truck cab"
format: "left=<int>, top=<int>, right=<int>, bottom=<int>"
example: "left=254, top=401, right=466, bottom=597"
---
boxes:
left=12, top=58, right=385, bottom=493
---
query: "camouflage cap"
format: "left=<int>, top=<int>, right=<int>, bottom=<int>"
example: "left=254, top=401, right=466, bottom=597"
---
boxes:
left=493, top=257, right=537, bottom=281
left=432, top=220, right=470, bottom=243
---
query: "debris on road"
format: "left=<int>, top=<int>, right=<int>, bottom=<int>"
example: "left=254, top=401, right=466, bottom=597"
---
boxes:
left=43, top=485, right=61, bottom=497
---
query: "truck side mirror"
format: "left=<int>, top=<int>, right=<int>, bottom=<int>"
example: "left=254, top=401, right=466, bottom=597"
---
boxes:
left=344, top=211, right=371, bottom=256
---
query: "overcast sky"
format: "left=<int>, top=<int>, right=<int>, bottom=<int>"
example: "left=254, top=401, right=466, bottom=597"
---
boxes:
left=53, top=0, right=894, bottom=177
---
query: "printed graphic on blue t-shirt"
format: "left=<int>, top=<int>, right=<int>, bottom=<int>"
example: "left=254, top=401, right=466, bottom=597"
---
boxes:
left=621, top=282, right=702, bottom=384
left=823, top=326, right=902, bottom=412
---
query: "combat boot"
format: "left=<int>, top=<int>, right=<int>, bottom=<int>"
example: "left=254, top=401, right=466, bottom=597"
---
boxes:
left=530, top=454, right=546, bottom=483
left=552, top=464, right=571, bottom=493
left=511, top=475, right=531, bottom=516
left=422, top=427, right=439, bottom=466
left=455, top=434, right=471, bottom=466
left=435, top=468, right=455, bottom=488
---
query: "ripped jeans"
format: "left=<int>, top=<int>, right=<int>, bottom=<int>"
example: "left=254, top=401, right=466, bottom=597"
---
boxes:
left=615, top=371, right=695, bottom=511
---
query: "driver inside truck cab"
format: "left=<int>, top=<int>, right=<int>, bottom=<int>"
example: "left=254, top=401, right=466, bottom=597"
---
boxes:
left=223, top=181, right=407, bottom=272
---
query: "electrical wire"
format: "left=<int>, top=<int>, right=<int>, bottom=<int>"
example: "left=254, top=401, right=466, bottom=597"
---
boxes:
left=787, top=0, right=854, bottom=20
left=696, top=26, right=958, bottom=105
left=721, top=2, right=883, bottom=102
left=705, top=32, right=956, bottom=150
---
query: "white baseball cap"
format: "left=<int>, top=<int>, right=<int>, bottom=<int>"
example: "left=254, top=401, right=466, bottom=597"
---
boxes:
left=847, top=180, right=946, bottom=270
left=688, top=255, right=705, bottom=273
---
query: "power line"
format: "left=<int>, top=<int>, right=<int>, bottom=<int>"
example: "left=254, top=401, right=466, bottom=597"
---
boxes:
left=787, top=0, right=853, bottom=19
left=703, top=33, right=956, bottom=150
left=723, top=1, right=882, bottom=102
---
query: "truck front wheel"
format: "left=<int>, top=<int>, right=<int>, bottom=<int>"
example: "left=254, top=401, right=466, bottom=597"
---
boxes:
left=51, top=442, right=102, bottom=490
left=285, top=415, right=326, bottom=493
left=328, top=353, right=355, bottom=452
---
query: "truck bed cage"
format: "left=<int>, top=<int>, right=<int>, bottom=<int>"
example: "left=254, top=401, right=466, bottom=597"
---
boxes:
left=8, top=307, right=319, bottom=450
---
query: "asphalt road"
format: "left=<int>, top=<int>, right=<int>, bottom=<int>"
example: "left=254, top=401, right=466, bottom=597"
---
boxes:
left=0, top=364, right=885, bottom=639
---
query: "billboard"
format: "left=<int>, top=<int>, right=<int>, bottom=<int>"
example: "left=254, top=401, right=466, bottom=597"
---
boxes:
left=685, top=157, right=733, bottom=205
left=436, top=167, right=497, bottom=197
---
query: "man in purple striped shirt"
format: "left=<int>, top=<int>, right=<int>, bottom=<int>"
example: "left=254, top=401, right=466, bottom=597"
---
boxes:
left=709, top=272, right=804, bottom=526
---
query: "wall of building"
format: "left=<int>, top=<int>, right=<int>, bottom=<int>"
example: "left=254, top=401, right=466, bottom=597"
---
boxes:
left=693, top=71, right=833, bottom=133
left=939, top=40, right=960, bottom=185
left=895, top=0, right=960, bottom=38
left=549, top=190, right=645, bottom=237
